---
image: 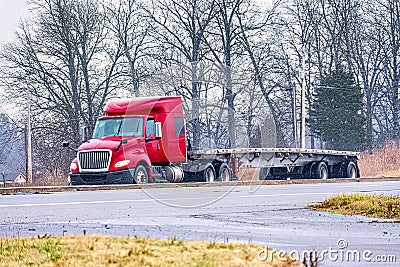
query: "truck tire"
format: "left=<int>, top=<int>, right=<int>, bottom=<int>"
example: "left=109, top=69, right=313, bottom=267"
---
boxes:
left=134, top=165, right=149, bottom=184
left=343, top=161, right=358, bottom=178
left=332, top=162, right=344, bottom=178
left=313, top=162, right=328, bottom=179
left=303, top=162, right=315, bottom=179
left=218, top=163, right=232, bottom=182
left=204, top=164, right=216, bottom=182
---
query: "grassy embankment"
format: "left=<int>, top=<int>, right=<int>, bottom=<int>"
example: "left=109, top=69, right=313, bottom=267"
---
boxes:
left=0, top=235, right=300, bottom=267
left=358, top=142, right=400, bottom=177
left=310, top=194, right=400, bottom=220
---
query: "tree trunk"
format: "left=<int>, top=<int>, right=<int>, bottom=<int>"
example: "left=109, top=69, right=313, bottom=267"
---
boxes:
left=191, top=61, right=201, bottom=150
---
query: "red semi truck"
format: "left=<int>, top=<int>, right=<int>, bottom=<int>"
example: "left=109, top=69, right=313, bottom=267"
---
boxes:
left=65, top=96, right=360, bottom=185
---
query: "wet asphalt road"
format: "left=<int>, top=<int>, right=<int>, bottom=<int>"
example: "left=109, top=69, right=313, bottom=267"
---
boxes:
left=1, top=181, right=400, bottom=266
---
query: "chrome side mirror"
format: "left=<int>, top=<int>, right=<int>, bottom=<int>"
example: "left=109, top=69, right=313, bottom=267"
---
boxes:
left=155, top=122, right=162, bottom=138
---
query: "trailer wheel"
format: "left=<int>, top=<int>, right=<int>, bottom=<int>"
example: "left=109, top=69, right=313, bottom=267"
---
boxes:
left=313, top=162, right=328, bottom=179
left=332, top=162, right=344, bottom=178
left=134, top=165, right=149, bottom=184
left=303, top=162, right=315, bottom=179
left=343, top=162, right=358, bottom=178
left=218, top=163, right=232, bottom=182
left=204, top=164, right=216, bottom=182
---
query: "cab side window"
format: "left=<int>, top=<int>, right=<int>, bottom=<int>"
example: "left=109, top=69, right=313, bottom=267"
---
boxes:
left=174, top=118, right=185, bottom=136
left=146, top=118, right=156, bottom=138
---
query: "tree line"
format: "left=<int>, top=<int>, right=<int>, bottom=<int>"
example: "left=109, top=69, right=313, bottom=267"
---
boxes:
left=0, top=0, right=398, bottom=180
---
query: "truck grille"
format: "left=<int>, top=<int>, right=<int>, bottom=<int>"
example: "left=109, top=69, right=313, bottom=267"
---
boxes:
left=78, top=150, right=111, bottom=172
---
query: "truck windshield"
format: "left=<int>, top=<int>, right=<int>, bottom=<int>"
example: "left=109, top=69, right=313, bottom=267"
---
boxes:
left=92, top=117, right=144, bottom=138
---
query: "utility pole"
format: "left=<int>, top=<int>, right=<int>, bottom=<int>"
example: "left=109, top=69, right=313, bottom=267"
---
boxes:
left=26, top=86, right=33, bottom=184
left=301, top=47, right=306, bottom=149
left=292, top=83, right=298, bottom=148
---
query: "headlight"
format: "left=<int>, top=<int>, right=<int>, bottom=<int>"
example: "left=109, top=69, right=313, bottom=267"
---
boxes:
left=70, top=162, right=78, bottom=172
left=115, top=160, right=131, bottom=168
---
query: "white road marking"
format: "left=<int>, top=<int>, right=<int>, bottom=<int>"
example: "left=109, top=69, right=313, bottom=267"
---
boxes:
left=0, top=199, right=149, bottom=208
left=238, top=192, right=337, bottom=198
left=0, top=188, right=398, bottom=209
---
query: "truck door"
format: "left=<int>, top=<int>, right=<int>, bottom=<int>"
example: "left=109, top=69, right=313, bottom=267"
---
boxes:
left=163, top=116, right=187, bottom=162
left=172, top=117, right=187, bottom=161
left=145, top=117, right=165, bottom=163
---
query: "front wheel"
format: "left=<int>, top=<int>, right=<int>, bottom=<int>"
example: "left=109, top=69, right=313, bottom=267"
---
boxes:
left=134, top=165, right=149, bottom=184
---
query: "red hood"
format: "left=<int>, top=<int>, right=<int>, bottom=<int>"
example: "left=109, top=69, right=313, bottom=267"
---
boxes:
left=78, top=136, right=144, bottom=151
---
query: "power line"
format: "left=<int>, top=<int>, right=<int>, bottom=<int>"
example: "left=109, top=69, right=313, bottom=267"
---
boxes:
left=316, top=85, right=362, bottom=91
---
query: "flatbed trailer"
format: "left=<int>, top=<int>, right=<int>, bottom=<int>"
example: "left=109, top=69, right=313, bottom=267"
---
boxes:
left=182, top=147, right=360, bottom=181
left=65, top=96, right=361, bottom=185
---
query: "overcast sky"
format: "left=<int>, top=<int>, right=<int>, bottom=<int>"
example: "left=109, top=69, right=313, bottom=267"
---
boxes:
left=0, top=0, right=272, bottom=115
left=0, top=0, right=28, bottom=44
left=0, top=0, right=272, bottom=44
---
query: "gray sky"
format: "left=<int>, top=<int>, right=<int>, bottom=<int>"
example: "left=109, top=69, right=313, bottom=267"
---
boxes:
left=0, top=0, right=272, bottom=44
left=0, top=0, right=272, bottom=115
left=0, top=0, right=28, bottom=44
left=0, top=0, right=28, bottom=112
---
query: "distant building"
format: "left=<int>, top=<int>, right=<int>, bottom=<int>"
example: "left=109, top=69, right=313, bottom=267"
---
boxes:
left=13, top=173, right=26, bottom=184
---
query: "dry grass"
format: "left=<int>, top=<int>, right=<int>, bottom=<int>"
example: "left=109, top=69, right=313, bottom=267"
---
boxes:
left=236, top=168, right=259, bottom=181
left=32, top=175, right=68, bottom=186
left=0, top=235, right=300, bottom=267
left=309, top=194, right=400, bottom=220
left=358, top=142, right=400, bottom=177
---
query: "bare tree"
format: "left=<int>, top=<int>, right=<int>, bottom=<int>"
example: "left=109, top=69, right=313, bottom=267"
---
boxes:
left=106, top=0, right=151, bottom=97
left=376, top=0, right=400, bottom=140
left=146, top=0, right=216, bottom=149
left=237, top=0, right=291, bottom=146
left=340, top=1, right=384, bottom=149
left=3, top=0, right=400, bottom=184
left=202, top=0, right=247, bottom=148
left=0, top=0, right=123, bottom=178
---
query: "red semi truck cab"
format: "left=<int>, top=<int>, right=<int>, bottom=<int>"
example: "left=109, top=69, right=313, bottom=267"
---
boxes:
left=68, top=96, right=188, bottom=185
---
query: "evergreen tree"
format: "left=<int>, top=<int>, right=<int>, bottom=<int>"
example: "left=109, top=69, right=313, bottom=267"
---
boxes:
left=310, top=66, right=366, bottom=151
